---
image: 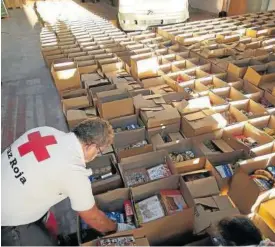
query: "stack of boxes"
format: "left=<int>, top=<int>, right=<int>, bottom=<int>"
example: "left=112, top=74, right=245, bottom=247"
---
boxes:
left=37, top=1, right=275, bottom=245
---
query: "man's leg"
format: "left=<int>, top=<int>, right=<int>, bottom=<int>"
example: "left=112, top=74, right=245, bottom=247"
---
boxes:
left=1, top=222, right=57, bottom=246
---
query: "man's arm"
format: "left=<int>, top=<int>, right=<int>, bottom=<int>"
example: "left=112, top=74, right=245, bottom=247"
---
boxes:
left=78, top=205, right=117, bottom=234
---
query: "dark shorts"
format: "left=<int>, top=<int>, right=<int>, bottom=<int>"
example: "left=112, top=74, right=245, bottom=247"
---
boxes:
left=1, top=216, right=57, bottom=246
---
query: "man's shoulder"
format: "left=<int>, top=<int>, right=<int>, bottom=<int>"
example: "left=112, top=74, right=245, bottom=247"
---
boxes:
left=25, top=126, right=66, bottom=135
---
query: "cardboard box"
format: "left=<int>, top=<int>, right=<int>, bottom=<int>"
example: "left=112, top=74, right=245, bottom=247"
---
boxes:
left=228, top=155, right=274, bottom=214
left=77, top=60, right=98, bottom=75
left=163, top=71, right=193, bottom=91
left=231, top=99, right=269, bottom=119
left=89, top=84, right=117, bottom=105
left=61, top=88, right=87, bottom=100
left=130, top=54, right=159, bottom=80
left=228, top=80, right=264, bottom=101
left=253, top=214, right=275, bottom=242
left=223, top=122, right=274, bottom=154
left=86, top=153, right=123, bottom=195
left=181, top=110, right=227, bottom=137
left=251, top=141, right=275, bottom=157
left=146, top=122, right=183, bottom=149
left=99, top=58, right=124, bottom=73
left=113, top=130, right=153, bottom=162
left=131, top=175, right=195, bottom=245
left=62, top=95, right=90, bottom=115
left=97, top=89, right=134, bottom=120
left=139, top=77, right=166, bottom=89
left=243, top=65, right=275, bottom=87
left=212, top=87, right=247, bottom=103
left=249, top=115, right=275, bottom=138
left=119, top=150, right=176, bottom=187
left=51, top=59, right=81, bottom=92
left=198, top=64, right=226, bottom=78
left=258, top=199, right=275, bottom=234
left=197, top=77, right=229, bottom=92
left=65, top=110, right=89, bottom=129
left=109, top=114, right=146, bottom=145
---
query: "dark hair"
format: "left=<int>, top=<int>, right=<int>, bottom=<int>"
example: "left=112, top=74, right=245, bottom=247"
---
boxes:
left=211, top=215, right=263, bottom=246
left=72, top=118, right=114, bottom=147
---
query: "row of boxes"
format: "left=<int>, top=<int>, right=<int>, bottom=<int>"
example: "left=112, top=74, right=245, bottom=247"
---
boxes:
left=36, top=1, right=275, bottom=245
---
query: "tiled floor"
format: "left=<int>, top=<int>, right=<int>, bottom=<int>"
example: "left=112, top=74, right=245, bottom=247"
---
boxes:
left=1, top=0, right=216, bottom=236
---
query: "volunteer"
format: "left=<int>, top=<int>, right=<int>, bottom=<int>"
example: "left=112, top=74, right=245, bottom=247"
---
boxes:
left=1, top=118, right=134, bottom=246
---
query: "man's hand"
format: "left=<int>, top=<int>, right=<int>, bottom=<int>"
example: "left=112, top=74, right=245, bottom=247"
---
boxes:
left=78, top=205, right=116, bottom=234
left=116, top=223, right=135, bottom=232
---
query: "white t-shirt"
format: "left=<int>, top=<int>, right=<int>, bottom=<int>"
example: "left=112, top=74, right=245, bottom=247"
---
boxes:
left=1, top=126, right=95, bottom=226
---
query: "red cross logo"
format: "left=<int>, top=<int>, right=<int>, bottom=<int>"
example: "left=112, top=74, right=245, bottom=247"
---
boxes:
left=18, top=131, right=57, bottom=162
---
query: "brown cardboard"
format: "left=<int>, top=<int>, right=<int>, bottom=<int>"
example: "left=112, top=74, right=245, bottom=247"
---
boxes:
left=61, top=88, right=87, bottom=100
left=212, top=87, right=247, bottom=103
left=140, top=77, right=165, bottom=89
left=97, top=90, right=134, bottom=120
left=86, top=153, right=123, bottom=195
left=231, top=99, right=269, bottom=119
left=181, top=110, right=227, bottom=137
left=89, top=84, right=117, bottom=105
left=223, top=122, right=274, bottom=154
left=62, top=96, right=90, bottom=115
left=251, top=141, right=275, bottom=157
left=249, top=115, right=275, bottom=137
left=66, top=110, right=89, bottom=129
left=113, top=130, right=153, bottom=161
left=130, top=54, right=159, bottom=80
left=51, top=59, right=81, bottom=92
left=243, top=66, right=275, bottom=87
left=131, top=175, right=194, bottom=245
left=119, top=150, right=176, bottom=187
left=109, top=114, right=145, bottom=146
left=77, top=60, right=98, bottom=75
left=228, top=155, right=274, bottom=214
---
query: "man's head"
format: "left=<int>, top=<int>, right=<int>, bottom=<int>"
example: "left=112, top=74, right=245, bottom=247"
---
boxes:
left=210, top=215, right=263, bottom=246
left=72, top=118, right=114, bottom=162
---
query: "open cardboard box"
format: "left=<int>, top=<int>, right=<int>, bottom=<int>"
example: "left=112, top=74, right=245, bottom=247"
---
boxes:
left=250, top=141, right=275, bottom=158
left=162, top=71, right=193, bottom=91
left=62, top=95, right=90, bottom=115
left=68, top=52, right=87, bottom=59
left=77, top=188, right=149, bottom=246
left=86, top=153, right=123, bottom=195
left=212, top=87, right=247, bottom=104
left=97, top=89, right=135, bottom=120
left=130, top=53, right=159, bottom=80
left=65, top=110, right=96, bottom=130
left=249, top=115, right=275, bottom=139
left=246, top=26, right=275, bottom=38
left=181, top=109, right=227, bottom=138
left=77, top=60, right=98, bottom=75
left=218, top=105, right=249, bottom=126
left=109, top=114, right=146, bottom=145
left=187, top=176, right=240, bottom=234
left=51, top=59, right=81, bottom=92
left=199, top=44, right=235, bottom=59
left=119, top=150, right=176, bottom=187
left=149, top=84, right=175, bottom=96
left=113, top=130, right=153, bottom=162
left=131, top=175, right=194, bottom=245
left=222, top=122, right=274, bottom=154
left=139, top=77, right=166, bottom=89
left=231, top=99, right=269, bottom=119
left=198, top=64, right=227, bottom=78
left=176, top=79, right=209, bottom=99
left=99, top=58, right=124, bottom=74
left=228, top=154, right=275, bottom=214
left=197, top=76, right=228, bottom=91
left=133, top=94, right=181, bottom=128
left=89, top=84, right=117, bottom=106
left=81, top=73, right=109, bottom=90
left=243, top=65, right=275, bottom=88
left=227, top=58, right=264, bottom=78
left=147, top=123, right=183, bottom=150
left=228, top=79, right=264, bottom=101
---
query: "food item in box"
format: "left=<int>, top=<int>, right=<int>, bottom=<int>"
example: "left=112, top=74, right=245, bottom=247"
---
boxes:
left=128, top=140, right=148, bottom=149
left=240, top=109, right=254, bottom=118
left=98, top=236, right=136, bottom=246
left=169, top=151, right=195, bottom=163
left=160, top=190, right=187, bottom=215
left=204, top=140, right=223, bottom=153
left=215, top=163, right=234, bottom=178
left=89, top=165, right=113, bottom=182
left=183, top=87, right=197, bottom=98
left=260, top=97, right=273, bottom=109
left=176, top=74, right=185, bottom=83
left=105, top=212, right=125, bottom=223
left=182, top=169, right=210, bottom=182
left=250, top=168, right=275, bottom=191
left=146, top=163, right=171, bottom=180
left=135, top=195, right=165, bottom=224
left=162, top=134, right=172, bottom=143
left=124, top=168, right=150, bottom=187
left=114, top=124, right=141, bottom=133
left=124, top=200, right=135, bottom=225
left=234, top=135, right=258, bottom=148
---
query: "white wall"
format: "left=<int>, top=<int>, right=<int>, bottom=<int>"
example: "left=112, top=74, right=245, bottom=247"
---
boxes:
left=189, top=0, right=223, bottom=14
